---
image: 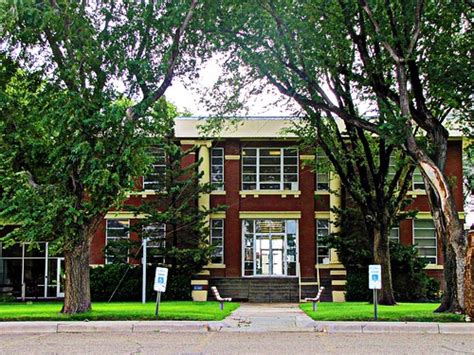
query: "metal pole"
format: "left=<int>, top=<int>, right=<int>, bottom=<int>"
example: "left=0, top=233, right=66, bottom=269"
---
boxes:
left=155, top=291, right=161, bottom=317
left=142, top=238, right=147, bottom=304
left=373, top=289, right=378, bottom=320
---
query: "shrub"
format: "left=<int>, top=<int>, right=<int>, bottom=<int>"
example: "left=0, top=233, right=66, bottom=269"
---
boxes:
left=325, top=208, right=440, bottom=302
left=89, top=263, right=197, bottom=302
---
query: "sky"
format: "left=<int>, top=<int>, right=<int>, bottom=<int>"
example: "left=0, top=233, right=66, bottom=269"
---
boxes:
left=164, top=57, right=294, bottom=117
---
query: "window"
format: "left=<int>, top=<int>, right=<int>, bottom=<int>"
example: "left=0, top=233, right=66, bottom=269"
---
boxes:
left=211, top=148, right=224, bottom=191
left=316, top=219, right=330, bottom=264
left=389, top=226, right=400, bottom=243
left=316, top=150, right=329, bottom=191
left=210, top=219, right=224, bottom=264
left=105, top=220, right=130, bottom=264
left=143, top=147, right=166, bottom=190
left=242, top=148, right=298, bottom=191
left=413, top=219, right=437, bottom=264
left=143, top=223, right=166, bottom=264
left=388, top=154, right=397, bottom=185
left=412, top=167, right=425, bottom=190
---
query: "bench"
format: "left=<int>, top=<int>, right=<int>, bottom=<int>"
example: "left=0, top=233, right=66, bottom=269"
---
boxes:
left=211, top=286, right=232, bottom=310
left=304, top=286, right=325, bottom=311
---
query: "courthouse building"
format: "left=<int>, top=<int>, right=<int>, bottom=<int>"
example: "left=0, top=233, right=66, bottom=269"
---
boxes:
left=0, top=117, right=466, bottom=301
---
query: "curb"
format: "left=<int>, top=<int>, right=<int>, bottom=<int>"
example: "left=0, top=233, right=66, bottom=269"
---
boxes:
left=0, top=321, right=229, bottom=334
left=312, top=321, right=474, bottom=334
left=0, top=321, right=472, bottom=335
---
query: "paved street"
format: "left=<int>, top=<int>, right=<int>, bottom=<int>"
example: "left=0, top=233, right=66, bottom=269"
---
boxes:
left=1, top=332, right=473, bottom=354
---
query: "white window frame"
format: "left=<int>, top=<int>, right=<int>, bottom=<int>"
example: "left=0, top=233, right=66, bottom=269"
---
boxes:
left=241, top=147, right=299, bottom=191
left=316, top=219, right=330, bottom=264
left=143, top=223, right=166, bottom=264
left=210, top=219, right=224, bottom=264
left=211, top=148, right=225, bottom=191
left=143, top=147, right=166, bottom=190
left=389, top=225, right=400, bottom=243
left=412, top=167, right=426, bottom=190
left=105, top=219, right=130, bottom=264
left=315, top=149, right=330, bottom=191
left=412, top=219, right=437, bottom=264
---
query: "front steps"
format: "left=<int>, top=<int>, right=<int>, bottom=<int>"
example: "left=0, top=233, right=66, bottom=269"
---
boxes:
left=209, top=277, right=299, bottom=302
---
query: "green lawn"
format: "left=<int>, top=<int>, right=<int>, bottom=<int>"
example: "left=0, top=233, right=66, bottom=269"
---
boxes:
left=0, top=301, right=239, bottom=321
left=300, top=302, right=464, bottom=322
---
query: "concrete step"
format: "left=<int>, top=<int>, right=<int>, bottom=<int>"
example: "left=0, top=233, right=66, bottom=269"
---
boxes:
left=210, top=278, right=300, bottom=302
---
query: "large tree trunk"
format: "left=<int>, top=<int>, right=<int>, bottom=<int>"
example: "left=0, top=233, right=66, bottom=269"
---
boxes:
left=61, top=235, right=92, bottom=314
left=425, top=184, right=465, bottom=313
left=61, top=217, right=102, bottom=314
left=373, top=225, right=396, bottom=305
left=407, top=136, right=466, bottom=313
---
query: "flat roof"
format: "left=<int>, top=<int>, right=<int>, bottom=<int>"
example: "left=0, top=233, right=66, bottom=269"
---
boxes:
left=174, top=116, right=463, bottom=139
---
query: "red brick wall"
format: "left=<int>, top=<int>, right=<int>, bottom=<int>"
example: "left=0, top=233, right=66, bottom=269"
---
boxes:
left=88, top=138, right=464, bottom=281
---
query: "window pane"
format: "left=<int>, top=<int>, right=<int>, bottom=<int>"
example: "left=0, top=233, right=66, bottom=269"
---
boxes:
left=414, top=219, right=436, bottom=263
left=242, top=147, right=298, bottom=191
left=143, top=148, right=165, bottom=190
left=210, top=219, right=224, bottom=263
left=243, top=148, right=257, bottom=156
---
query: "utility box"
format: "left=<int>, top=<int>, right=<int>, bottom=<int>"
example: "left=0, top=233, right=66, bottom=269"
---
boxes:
left=191, top=280, right=208, bottom=302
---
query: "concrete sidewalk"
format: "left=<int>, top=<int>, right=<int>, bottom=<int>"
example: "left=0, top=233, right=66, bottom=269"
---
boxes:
left=1, top=303, right=473, bottom=334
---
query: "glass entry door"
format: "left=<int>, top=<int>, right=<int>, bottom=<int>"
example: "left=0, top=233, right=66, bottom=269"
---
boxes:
left=243, top=219, right=298, bottom=277
left=255, top=234, right=285, bottom=276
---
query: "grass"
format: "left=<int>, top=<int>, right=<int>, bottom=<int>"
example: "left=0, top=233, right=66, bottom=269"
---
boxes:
left=0, top=301, right=239, bottom=321
left=300, top=302, right=464, bottom=322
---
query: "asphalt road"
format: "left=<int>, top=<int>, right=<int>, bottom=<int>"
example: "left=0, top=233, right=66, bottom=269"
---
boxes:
left=0, top=332, right=473, bottom=355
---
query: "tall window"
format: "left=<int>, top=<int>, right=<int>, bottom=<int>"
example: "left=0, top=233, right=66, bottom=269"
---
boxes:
left=211, top=148, right=224, bottom=191
left=412, top=167, right=425, bottom=190
left=143, top=147, right=166, bottom=190
left=316, top=219, right=330, bottom=264
left=389, top=226, right=400, bottom=243
left=242, top=148, right=298, bottom=190
left=143, top=223, right=166, bottom=264
left=413, top=219, right=437, bottom=264
left=105, top=220, right=130, bottom=264
left=315, top=150, right=329, bottom=191
left=210, top=219, right=224, bottom=264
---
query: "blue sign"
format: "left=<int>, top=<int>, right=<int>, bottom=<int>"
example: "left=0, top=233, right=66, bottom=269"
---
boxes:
left=154, top=267, right=168, bottom=292
left=368, top=264, right=382, bottom=289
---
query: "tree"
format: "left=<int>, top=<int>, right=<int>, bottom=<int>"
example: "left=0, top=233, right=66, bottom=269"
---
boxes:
left=326, top=207, right=439, bottom=302
left=105, top=100, right=226, bottom=299
left=204, top=0, right=417, bottom=305
left=205, top=0, right=472, bottom=312
left=0, top=0, right=202, bottom=314
left=295, top=118, right=415, bottom=304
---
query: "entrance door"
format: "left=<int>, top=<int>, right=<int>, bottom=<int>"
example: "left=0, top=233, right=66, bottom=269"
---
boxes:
left=243, top=219, right=298, bottom=277
left=255, top=234, right=285, bottom=276
left=271, top=235, right=284, bottom=276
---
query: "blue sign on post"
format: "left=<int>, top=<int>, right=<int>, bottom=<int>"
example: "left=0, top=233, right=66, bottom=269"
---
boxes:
left=153, top=267, right=168, bottom=317
left=368, top=265, right=382, bottom=289
left=368, top=264, right=381, bottom=321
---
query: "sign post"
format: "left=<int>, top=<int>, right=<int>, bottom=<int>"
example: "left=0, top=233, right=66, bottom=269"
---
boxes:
left=368, top=264, right=382, bottom=320
left=142, top=238, right=147, bottom=304
left=153, top=267, right=168, bottom=318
